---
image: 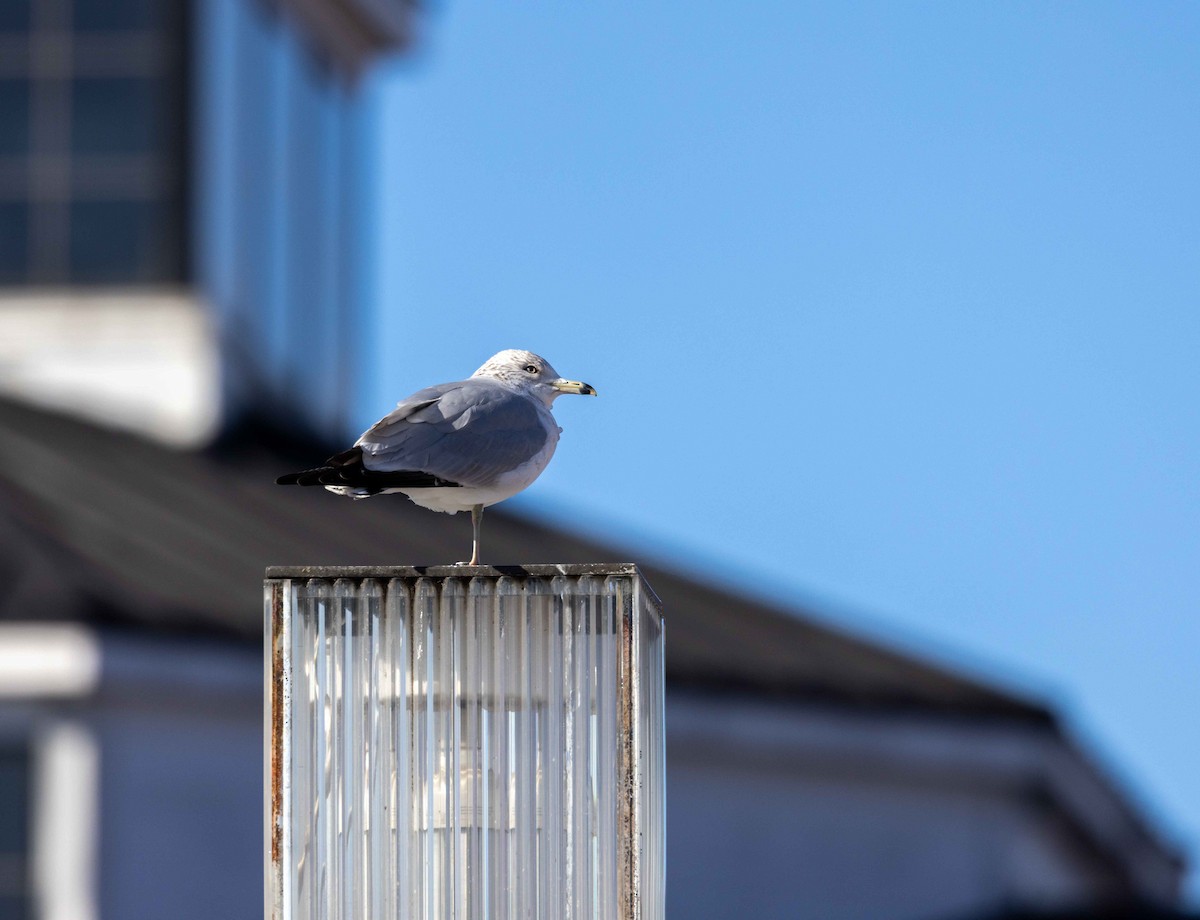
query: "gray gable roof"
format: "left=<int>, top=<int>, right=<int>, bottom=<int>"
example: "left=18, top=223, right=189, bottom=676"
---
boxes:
left=0, top=395, right=1051, bottom=723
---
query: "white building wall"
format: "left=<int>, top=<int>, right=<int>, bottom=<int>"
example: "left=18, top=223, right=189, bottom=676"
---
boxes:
left=90, top=636, right=263, bottom=920
left=93, top=705, right=261, bottom=920
left=667, top=750, right=1122, bottom=920
left=665, top=693, right=1154, bottom=920
left=668, top=755, right=1001, bottom=920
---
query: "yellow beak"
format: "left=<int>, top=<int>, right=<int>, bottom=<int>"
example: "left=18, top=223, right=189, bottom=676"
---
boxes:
left=552, top=379, right=598, bottom=396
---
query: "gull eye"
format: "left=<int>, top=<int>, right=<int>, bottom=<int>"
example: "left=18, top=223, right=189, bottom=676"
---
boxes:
left=523, top=364, right=540, bottom=375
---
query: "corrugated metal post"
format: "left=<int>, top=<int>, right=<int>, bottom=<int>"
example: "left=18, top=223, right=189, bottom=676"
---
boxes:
left=264, top=564, right=666, bottom=920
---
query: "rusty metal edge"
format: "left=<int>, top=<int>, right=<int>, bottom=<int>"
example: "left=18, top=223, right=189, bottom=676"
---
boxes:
left=641, top=574, right=666, bottom=920
left=266, top=578, right=287, bottom=920
left=265, top=562, right=642, bottom=580
left=615, top=574, right=641, bottom=920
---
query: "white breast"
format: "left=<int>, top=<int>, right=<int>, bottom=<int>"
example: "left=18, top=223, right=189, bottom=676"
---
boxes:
left=397, top=412, right=561, bottom=515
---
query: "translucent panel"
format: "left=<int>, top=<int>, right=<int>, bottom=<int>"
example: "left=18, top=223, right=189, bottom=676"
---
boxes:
left=267, top=567, right=665, bottom=920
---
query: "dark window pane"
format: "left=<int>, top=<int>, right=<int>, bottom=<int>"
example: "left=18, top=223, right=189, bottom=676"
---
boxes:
left=0, top=746, right=30, bottom=920
left=72, top=78, right=156, bottom=155
left=0, top=1, right=31, bottom=31
left=71, top=0, right=159, bottom=31
left=69, top=198, right=177, bottom=282
left=0, top=894, right=28, bottom=920
left=0, top=748, right=29, bottom=854
left=0, top=201, right=29, bottom=283
left=0, top=80, right=30, bottom=156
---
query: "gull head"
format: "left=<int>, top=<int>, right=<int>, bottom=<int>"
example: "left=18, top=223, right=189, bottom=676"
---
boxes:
left=472, top=349, right=597, bottom=406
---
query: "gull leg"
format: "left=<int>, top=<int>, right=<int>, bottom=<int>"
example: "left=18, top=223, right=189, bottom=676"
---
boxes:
left=468, top=503, right=484, bottom=565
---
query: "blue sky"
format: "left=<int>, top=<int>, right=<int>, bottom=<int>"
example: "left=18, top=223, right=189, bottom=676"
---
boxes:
left=365, top=2, right=1200, bottom=895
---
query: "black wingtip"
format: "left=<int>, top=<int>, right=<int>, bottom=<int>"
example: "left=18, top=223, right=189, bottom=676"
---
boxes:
left=276, top=447, right=465, bottom=491
left=277, top=447, right=364, bottom=486
left=276, top=468, right=337, bottom=486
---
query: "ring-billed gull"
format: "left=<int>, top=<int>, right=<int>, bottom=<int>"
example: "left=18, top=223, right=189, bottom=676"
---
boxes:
left=276, top=349, right=597, bottom=565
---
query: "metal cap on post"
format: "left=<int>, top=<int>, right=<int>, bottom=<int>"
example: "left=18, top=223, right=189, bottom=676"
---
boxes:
left=265, top=564, right=666, bottom=920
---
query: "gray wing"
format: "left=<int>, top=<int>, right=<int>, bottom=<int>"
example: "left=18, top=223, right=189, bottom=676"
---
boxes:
left=355, top=379, right=550, bottom=487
